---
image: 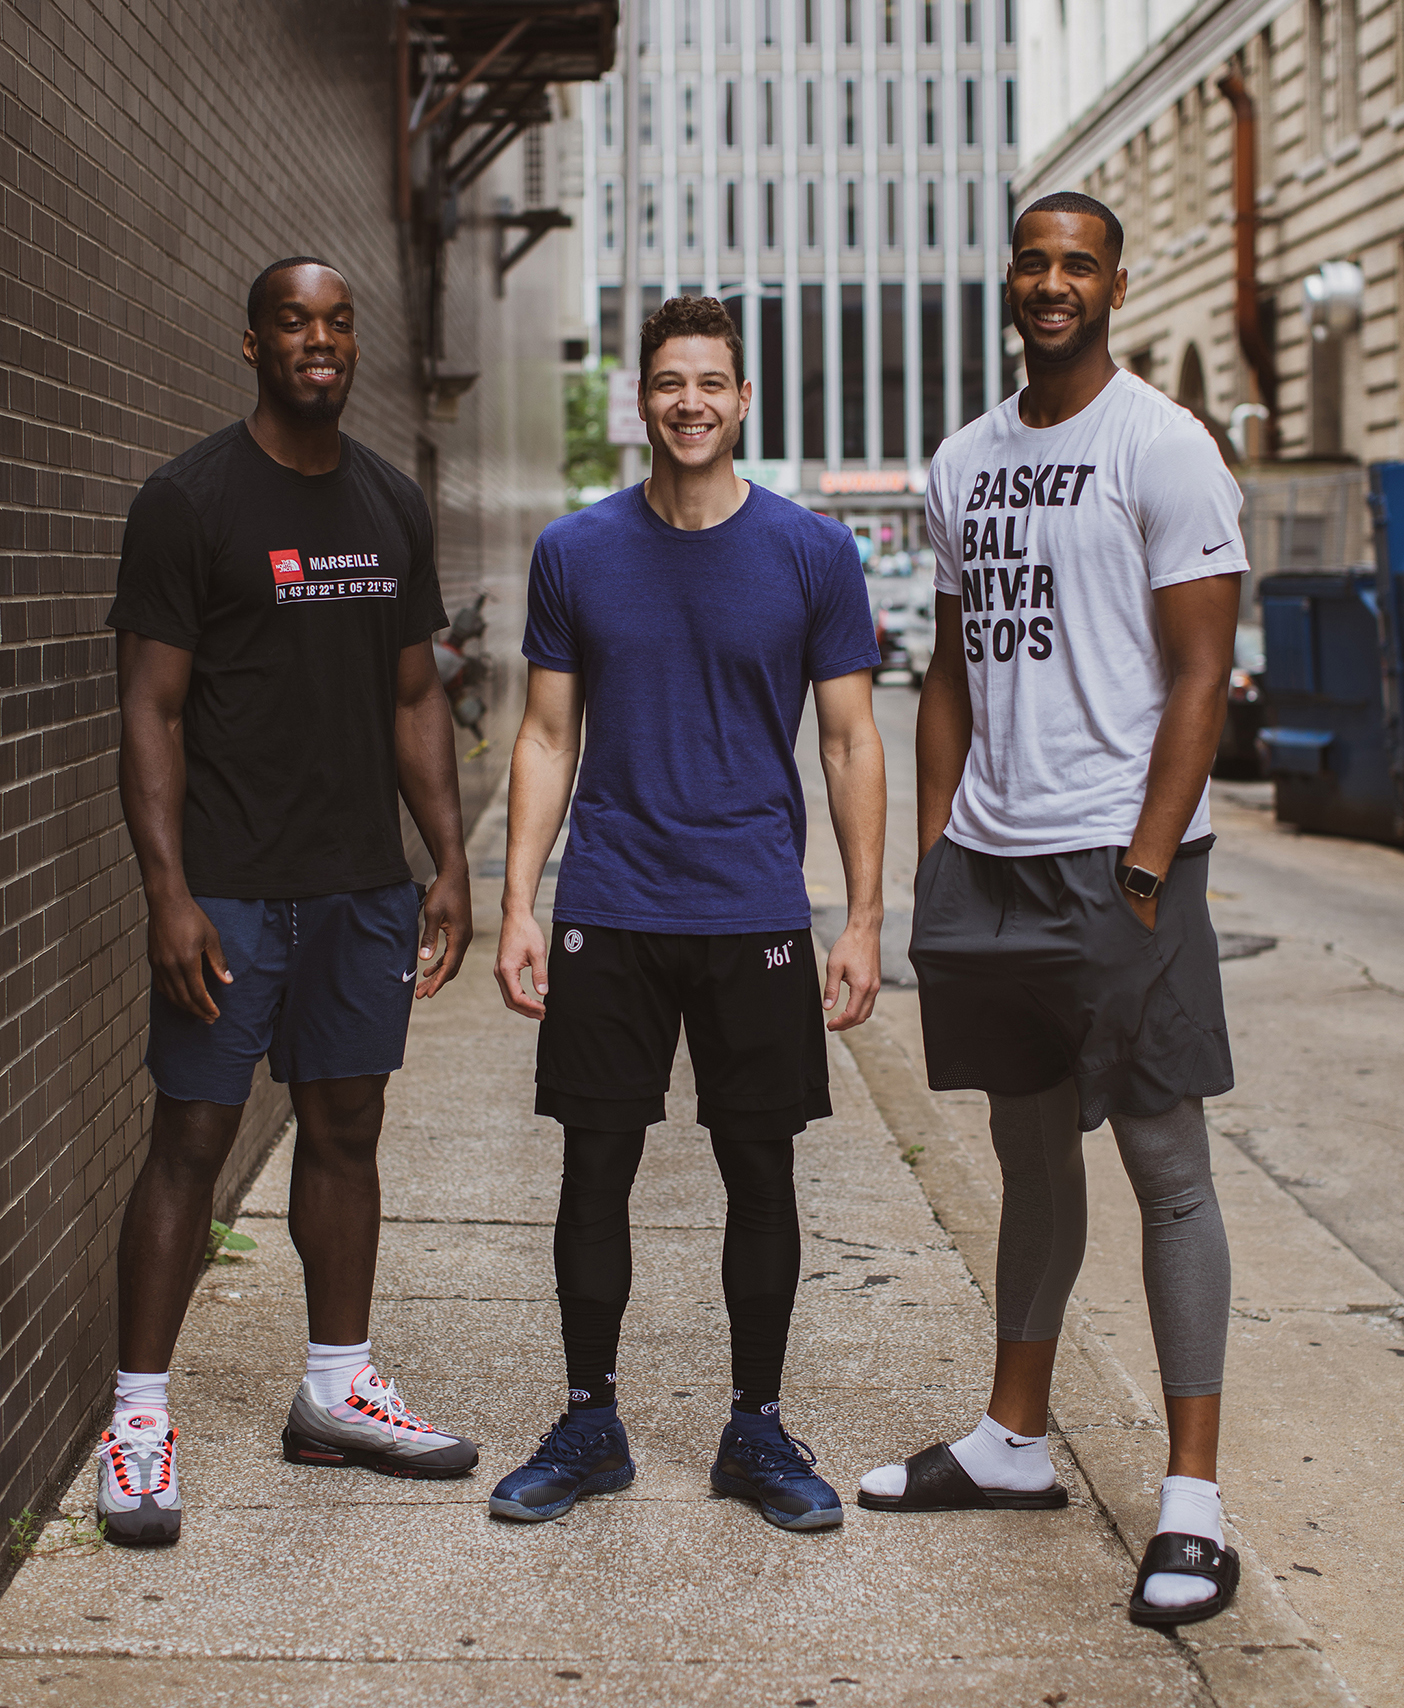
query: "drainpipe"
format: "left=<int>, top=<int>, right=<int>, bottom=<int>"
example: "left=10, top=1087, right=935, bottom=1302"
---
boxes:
left=1217, top=68, right=1277, bottom=455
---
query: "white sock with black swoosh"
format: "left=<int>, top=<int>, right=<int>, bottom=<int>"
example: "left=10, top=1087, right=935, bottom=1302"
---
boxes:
left=1142, top=1475, right=1222, bottom=1609
left=860, top=1411, right=1054, bottom=1498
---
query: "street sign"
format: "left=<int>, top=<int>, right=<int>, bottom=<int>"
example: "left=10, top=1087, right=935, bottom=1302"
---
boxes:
left=606, top=369, right=649, bottom=446
left=734, top=460, right=800, bottom=496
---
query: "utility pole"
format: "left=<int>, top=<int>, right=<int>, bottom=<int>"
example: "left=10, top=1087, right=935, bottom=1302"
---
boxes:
left=620, top=0, right=643, bottom=487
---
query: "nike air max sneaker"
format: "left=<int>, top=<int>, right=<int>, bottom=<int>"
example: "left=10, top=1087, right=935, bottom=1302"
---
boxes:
left=489, top=1411, right=635, bottom=1522
left=709, top=1421, right=844, bottom=1531
left=282, top=1364, right=478, bottom=1479
left=96, top=1413, right=181, bottom=1546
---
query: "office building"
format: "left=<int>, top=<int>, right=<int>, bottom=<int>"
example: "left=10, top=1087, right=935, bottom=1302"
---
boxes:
left=582, top=0, right=1020, bottom=524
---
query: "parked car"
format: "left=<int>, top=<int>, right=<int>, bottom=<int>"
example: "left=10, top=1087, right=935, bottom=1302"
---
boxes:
left=903, top=590, right=936, bottom=686
left=1212, top=622, right=1267, bottom=778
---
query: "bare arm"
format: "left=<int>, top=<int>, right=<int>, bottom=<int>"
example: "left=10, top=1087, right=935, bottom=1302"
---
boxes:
left=914, top=593, right=974, bottom=859
left=116, top=629, right=232, bottom=1022
left=493, top=664, right=585, bottom=1018
left=1122, top=572, right=1240, bottom=926
left=812, top=669, right=886, bottom=1031
left=395, top=639, right=472, bottom=996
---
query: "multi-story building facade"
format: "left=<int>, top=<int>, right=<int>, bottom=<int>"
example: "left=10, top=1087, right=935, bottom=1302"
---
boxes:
left=582, top=0, right=1020, bottom=526
left=1019, top=1, right=1404, bottom=538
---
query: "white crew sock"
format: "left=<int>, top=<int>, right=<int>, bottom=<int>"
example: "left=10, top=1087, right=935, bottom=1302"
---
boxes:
left=114, top=1369, right=170, bottom=1421
left=304, top=1340, right=372, bottom=1407
left=1143, top=1475, right=1222, bottom=1609
left=860, top=1412, right=1055, bottom=1498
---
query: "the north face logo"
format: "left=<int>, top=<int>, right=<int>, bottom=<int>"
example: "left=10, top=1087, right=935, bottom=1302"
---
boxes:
left=269, top=548, right=304, bottom=584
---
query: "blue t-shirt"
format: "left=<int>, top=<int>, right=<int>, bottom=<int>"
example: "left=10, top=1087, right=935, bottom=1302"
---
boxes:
left=522, top=482, right=880, bottom=934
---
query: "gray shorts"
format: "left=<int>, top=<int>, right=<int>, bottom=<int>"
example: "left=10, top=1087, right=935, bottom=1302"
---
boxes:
left=910, top=835, right=1233, bottom=1131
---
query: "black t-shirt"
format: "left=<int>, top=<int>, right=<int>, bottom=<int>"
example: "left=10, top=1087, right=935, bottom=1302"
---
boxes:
left=106, top=421, right=448, bottom=899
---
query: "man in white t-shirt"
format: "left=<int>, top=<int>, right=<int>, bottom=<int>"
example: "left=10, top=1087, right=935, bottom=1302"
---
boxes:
left=858, top=192, right=1245, bottom=1629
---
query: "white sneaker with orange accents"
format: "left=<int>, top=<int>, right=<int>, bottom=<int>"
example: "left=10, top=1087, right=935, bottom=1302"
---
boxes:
left=96, top=1412, right=181, bottom=1546
left=281, top=1363, right=478, bottom=1479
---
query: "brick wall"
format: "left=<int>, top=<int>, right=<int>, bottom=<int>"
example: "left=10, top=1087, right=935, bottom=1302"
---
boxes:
left=0, top=0, right=569, bottom=1529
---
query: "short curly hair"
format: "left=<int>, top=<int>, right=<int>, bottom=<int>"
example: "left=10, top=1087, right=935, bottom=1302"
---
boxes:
left=639, top=295, right=745, bottom=386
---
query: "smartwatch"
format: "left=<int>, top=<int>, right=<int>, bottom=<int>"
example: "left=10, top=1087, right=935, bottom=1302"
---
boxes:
left=1116, top=862, right=1164, bottom=900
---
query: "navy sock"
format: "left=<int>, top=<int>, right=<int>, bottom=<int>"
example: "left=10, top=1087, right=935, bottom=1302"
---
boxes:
left=730, top=1402, right=786, bottom=1440
left=567, top=1386, right=618, bottom=1420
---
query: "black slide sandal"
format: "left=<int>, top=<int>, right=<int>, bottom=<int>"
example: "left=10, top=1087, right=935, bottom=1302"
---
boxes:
left=1128, top=1532, right=1240, bottom=1627
left=856, top=1442, right=1069, bottom=1512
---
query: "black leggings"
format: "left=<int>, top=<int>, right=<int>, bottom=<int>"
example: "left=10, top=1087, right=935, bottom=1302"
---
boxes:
left=554, top=1126, right=801, bottom=1409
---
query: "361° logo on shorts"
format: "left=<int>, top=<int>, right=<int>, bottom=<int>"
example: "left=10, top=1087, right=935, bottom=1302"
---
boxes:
left=269, top=547, right=304, bottom=585
left=564, top=929, right=584, bottom=954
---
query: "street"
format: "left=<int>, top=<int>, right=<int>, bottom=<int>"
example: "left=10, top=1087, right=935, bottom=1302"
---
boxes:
left=801, top=678, right=1404, bottom=1708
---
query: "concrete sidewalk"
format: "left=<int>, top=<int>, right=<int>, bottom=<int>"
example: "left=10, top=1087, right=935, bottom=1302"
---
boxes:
left=0, top=797, right=1359, bottom=1705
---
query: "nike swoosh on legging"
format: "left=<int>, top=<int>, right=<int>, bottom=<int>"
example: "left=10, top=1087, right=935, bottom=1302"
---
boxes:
left=1172, top=1201, right=1204, bottom=1219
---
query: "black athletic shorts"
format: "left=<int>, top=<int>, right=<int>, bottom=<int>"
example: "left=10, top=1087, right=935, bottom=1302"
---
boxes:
left=534, top=923, right=832, bottom=1140
left=910, top=835, right=1233, bottom=1131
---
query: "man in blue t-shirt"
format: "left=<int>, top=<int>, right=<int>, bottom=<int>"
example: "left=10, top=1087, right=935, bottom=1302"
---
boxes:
left=489, top=295, right=885, bottom=1533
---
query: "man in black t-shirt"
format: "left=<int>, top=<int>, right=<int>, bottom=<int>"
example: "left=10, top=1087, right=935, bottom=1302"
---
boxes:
left=99, top=258, right=479, bottom=1547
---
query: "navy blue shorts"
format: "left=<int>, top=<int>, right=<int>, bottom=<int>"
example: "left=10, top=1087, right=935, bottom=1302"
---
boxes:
left=145, top=883, right=422, bottom=1106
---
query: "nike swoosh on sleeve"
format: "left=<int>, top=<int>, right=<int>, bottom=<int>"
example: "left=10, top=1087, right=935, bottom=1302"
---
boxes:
left=1201, top=540, right=1233, bottom=555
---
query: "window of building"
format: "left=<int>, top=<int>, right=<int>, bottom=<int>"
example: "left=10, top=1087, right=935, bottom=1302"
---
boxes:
left=1336, top=0, right=1359, bottom=139
left=1003, top=175, right=1015, bottom=244
left=761, top=293, right=785, bottom=458
left=802, top=283, right=825, bottom=458
left=885, top=79, right=897, bottom=146
left=1001, top=78, right=1016, bottom=148
left=722, top=0, right=734, bottom=48
left=924, top=178, right=941, bottom=247
left=882, top=282, right=904, bottom=459
left=725, top=180, right=739, bottom=248
left=925, top=1, right=937, bottom=45
left=842, top=283, right=865, bottom=457
left=1003, top=0, right=1016, bottom=44
left=804, top=0, right=815, bottom=46
left=638, top=0, right=652, bottom=50
left=845, top=80, right=858, bottom=145
left=805, top=179, right=820, bottom=246
left=1306, top=0, right=1323, bottom=158
left=845, top=178, right=860, bottom=247
left=764, top=80, right=775, bottom=146
left=601, top=178, right=617, bottom=249
left=684, top=181, right=698, bottom=249
left=845, top=0, right=855, bottom=45
left=885, top=0, right=896, bottom=45
left=641, top=181, right=656, bottom=248
left=762, top=0, right=775, bottom=47
left=764, top=180, right=778, bottom=247
left=925, top=78, right=938, bottom=145
left=961, top=279, right=984, bottom=425
left=884, top=179, right=900, bottom=247
left=599, top=284, right=621, bottom=359
left=964, top=79, right=978, bottom=147
left=680, top=0, right=695, bottom=49
left=964, top=0, right=978, bottom=44
left=523, top=125, right=544, bottom=205
left=805, top=80, right=817, bottom=146
left=639, top=79, right=654, bottom=148
left=724, top=80, right=737, bottom=148
left=922, top=282, right=944, bottom=456
left=601, top=80, right=615, bottom=150
left=682, top=81, right=696, bottom=147
left=963, top=175, right=980, bottom=247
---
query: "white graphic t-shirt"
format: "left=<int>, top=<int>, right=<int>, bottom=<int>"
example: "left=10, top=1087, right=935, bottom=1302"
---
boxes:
left=927, top=368, right=1248, bottom=856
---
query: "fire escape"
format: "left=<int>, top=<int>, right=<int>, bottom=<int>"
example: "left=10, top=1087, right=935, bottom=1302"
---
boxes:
left=394, top=1, right=618, bottom=418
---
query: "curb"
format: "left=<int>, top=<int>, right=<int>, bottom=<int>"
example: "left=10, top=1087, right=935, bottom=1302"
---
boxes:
left=838, top=1007, right=1361, bottom=1708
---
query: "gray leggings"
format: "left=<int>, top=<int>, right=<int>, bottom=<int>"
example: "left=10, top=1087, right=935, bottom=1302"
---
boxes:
left=989, top=1082, right=1230, bottom=1397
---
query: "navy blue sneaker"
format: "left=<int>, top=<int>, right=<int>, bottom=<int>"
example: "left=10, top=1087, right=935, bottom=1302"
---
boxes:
left=709, top=1421, right=844, bottom=1531
left=489, top=1411, right=635, bottom=1522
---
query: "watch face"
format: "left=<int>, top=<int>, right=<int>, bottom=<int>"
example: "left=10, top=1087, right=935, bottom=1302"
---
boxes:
left=1125, top=867, right=1158, bottom=898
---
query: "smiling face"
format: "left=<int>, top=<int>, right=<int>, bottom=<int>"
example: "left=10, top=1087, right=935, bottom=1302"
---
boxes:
left=640, top=335, right=751, bottom=473
left=1006, top=211, right=1127, bottom=367
left=243, top=264, right=359, bottom=424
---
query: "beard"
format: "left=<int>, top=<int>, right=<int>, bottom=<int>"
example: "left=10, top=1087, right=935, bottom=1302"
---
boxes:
left=284, top=386, right=349, bottom=424
left=1016, top=300, right=1111, bottom=365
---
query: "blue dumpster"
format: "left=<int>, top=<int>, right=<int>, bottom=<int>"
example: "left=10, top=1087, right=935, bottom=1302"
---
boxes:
left=1257, top=563, right=1402, bottom=844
